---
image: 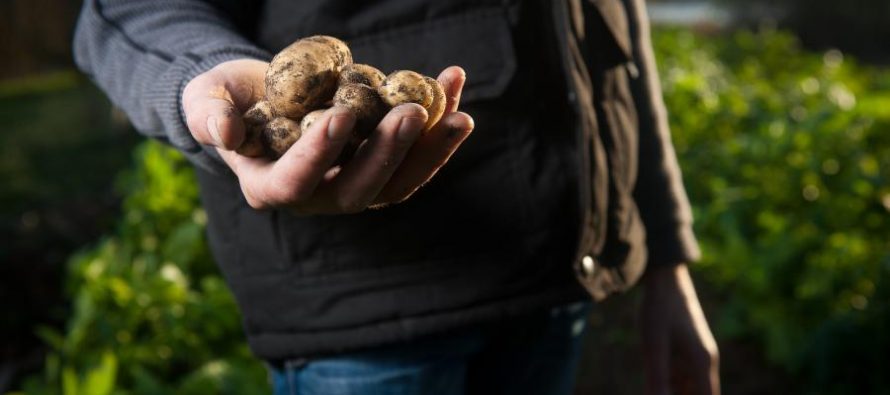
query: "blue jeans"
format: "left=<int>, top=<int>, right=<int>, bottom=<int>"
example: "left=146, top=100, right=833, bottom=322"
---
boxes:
left=269, top=301, right=592, bottom=395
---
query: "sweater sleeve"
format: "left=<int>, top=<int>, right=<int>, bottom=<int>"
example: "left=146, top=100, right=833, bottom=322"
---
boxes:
left=73, top=0, right=272, bottom=173
left=623, top=0, right=701, bottom=267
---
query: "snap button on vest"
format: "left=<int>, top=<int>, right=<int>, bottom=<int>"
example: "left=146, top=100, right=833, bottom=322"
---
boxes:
left=581, top=255, right=597, bottom=277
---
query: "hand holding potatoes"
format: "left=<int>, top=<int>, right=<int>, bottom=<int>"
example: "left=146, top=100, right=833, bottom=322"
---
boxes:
left=241, top=36, right=449, bottom=160
left=181, top=37, right=473, bottom=215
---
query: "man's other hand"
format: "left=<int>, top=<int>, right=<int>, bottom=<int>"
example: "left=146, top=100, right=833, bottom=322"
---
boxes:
left=641, top=264, right=721, bottom=395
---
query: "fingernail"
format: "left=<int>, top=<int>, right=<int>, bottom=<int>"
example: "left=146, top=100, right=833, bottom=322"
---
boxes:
left=398, top=116, right=424, bottom=142
left=327, top=114, right=355, bottom=141
left=207, top=116, right=223, bottom=146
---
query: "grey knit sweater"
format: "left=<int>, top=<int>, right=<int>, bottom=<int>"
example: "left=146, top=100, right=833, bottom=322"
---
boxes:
left=73, top=0, right=270, bottom=172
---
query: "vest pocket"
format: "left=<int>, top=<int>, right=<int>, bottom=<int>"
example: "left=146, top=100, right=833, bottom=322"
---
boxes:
left=346, top=6, right=517, bottom=103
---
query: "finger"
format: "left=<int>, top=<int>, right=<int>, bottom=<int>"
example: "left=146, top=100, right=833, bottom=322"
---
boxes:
left=221, top=108, right=356, bottom=208
left=216, top=148, right=275, bottom=209
left=374, top=111, right=473, bottom=204
left=321, top=104, right=427, bottom=213
left=183, top=77, right=246, bottom=150
left=182, top=60, right=267, bottom=150
left=437, top=66, right=466, bottom=114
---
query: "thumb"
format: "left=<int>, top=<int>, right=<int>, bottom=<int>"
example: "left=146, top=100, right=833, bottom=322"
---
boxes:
left=183, top=75, right=246, bottom=150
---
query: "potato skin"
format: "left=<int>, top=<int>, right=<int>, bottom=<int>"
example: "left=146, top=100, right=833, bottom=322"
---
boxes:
left=262, top=117, right=303, bottom=158
left=334, top=83, right=388, bottom=139
left=237, top=101, right=273, bottom=157
left=302, top=36, right=352, bottom=67
left=422, top=76, right=446, bottom=132
left=378, top=70, right=433, bottom=108
left=300, top=108, right=328, bottom=133
left=265, top=36, right=353, bottom=119
left=339, top=64, right=386, bottom=88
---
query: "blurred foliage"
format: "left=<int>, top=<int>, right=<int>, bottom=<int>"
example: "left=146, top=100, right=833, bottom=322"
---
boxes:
left=16, top=143, right=267, bottom=395
left=657, top=28, right=890, bottom=393
left=15, top=28, right=890, bottom=394
left=0, top=75, right=138, bottom=374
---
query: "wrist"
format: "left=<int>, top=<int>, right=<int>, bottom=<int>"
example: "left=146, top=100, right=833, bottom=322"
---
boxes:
left=643, top=262, right=686, bottom=287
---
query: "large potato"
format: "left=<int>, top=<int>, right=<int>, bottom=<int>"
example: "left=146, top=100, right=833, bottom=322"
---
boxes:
left=265, top=36, right=352, bottom=119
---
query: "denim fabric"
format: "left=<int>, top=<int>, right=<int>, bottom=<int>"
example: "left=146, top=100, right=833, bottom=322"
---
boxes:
left=270, top=301, right=592, bottom=395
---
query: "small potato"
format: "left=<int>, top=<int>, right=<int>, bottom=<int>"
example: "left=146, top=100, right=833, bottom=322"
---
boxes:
left=300, top=108, right=328, bottom=133
left=339, top=64, right=386, bottom=88
left=422, top=76, right=446, bottom=132
left=378, top=70, right=433, bottom=108
left=237, top=101, right=273, bottom=157
left=262, top=117, right=303, bottom=158
left=334, top=83, right=388, bottom=139
left=265, top=36, right=353, bottom=119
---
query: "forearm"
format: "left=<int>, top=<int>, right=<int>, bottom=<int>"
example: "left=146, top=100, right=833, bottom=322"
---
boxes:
left=73, top=0, right=270, bottom=172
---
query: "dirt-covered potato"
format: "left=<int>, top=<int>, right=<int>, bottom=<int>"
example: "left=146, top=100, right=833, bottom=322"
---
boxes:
left=339, top=64, right=386, bottom=88
left=422, top=76, right=446, bottom=132
left=300, top=108, right=328, bottom=133
left=378, top=70, right=433, bottom=108
left=237, top=101, right=273, bottom=157
left=262, top=117, right=303, bottom=158
left=334, top=83, right=388, bottom=139
left=302, top=36, right=352, bottom=67
left=265, top=36, right=352, bottom=119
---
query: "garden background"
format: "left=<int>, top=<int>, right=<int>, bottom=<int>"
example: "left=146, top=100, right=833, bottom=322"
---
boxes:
left=2, top=0, right=888, bottom=394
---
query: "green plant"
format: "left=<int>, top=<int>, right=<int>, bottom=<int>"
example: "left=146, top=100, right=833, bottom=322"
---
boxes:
left=655, top=28, right=890, bottom=393
left=19, top=142, right=268, bottom=395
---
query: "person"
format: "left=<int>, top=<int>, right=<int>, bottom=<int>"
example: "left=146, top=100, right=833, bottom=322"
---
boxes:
left=73, top=0, right=720, bottom=394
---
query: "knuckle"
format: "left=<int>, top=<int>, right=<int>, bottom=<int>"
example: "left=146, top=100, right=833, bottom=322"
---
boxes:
left=240, top=187, right=267, bottom=209
left=269, top=182, right=311, bottom=205
left=185, top=114, right=202, bottom=136
left=692, top=344, right=719, bottom=368
left=708, top=347, right=721, bottom=365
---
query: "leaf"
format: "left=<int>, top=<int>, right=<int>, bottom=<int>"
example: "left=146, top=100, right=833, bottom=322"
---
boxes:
left=81, top=351, right=118, bottom=395
left=62, top=368, right=78, bottom=395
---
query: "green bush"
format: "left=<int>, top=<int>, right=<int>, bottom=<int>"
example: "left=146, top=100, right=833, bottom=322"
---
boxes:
left=656, top=28, right=890, bottom=393
left=19, top=143, right=267, bottom=395
left=18, top=28, right=890, bottom=394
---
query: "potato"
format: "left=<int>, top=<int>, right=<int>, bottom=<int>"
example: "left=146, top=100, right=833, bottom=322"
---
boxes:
left=262, top=117, right=302, bottom=158
left=423, top=76, right=446, bottom=132
left=334, top=83, right=388, bottom=139
left=378, top=70, right=433, bottom=108
left=237, top=101, right=273, bottom=157
left=300, top=108, right=328, bottom=133
left=339, top=64, right=386, bottom=88
left=265, top=36, right=352, bottom=119
left=302, top=36, right=352, bottom=67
